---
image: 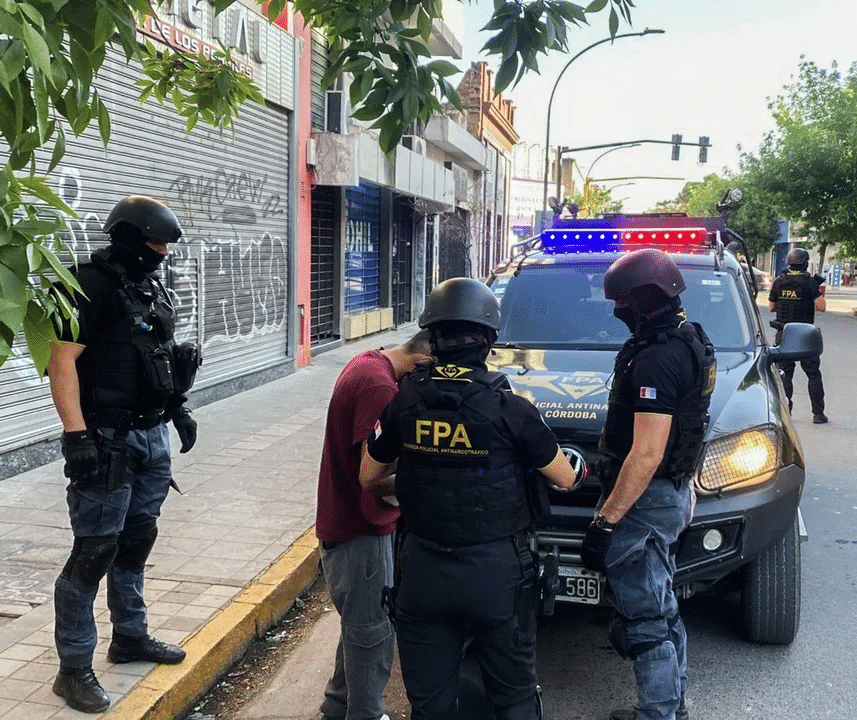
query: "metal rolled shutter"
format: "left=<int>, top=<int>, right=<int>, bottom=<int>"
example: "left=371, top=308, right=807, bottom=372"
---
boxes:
left=311, top=186, right=338, bottom=345
left=0, top=48, right=291, bottom=453
left=344, top=182, right=381, bottom=313
left=310, top=29, right=329, bottom=130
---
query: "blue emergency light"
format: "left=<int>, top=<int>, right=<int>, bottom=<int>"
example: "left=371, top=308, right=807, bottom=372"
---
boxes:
left=540, top=218, right=711, bottom=254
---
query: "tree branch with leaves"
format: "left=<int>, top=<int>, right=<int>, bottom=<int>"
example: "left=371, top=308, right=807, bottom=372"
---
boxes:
left=1, top=0, right=638, bottom=372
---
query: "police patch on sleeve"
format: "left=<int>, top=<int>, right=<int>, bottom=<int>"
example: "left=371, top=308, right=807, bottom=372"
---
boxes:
left=639, top=386, right=657, bottom=400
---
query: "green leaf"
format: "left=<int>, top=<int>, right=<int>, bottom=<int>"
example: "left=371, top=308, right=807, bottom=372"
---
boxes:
left=417, top=8, right=432, bottom=39
left=69, top=38, right=92, bottom=90
left=351, top=104, right=384, bottom=121
left=425, top=60, right=459, bottom=78
left=494, top=54, right=518, bottom=94
left=185, top=112, right=198, bottom=133
left=96, top=93, right=111, bottom=146
left=93, top=5, right=115, bottom=47
left=31, top=69, right=50, bottom=142
left=17, top=3, right=45, bottom=30
left=36, top=242, right=79, bottom=288
left=18, top=176, right=75, bottom=216
left=0, top=257, right=28, bottom=333
left=22, top=301, right=57, bottom=376
left=608, top=7, right=618, bottom=37
left=25, top=238, right=42, bottom=271
left=20, top=20, right=52, bottom=78
left=586, top=0, right=608, bottom=11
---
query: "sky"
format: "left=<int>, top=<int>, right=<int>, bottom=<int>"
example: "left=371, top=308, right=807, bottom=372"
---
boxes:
left=455, top=0, right=857, bottom=212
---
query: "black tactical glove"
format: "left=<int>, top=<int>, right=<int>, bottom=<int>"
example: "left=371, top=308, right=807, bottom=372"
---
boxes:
left=580, top=522, right=613, bottom=574
left=61, top=430, right=99, bottom=484
left=812, top=273, right=825, bottom=288
left=171, top=406, right=197, bottom=453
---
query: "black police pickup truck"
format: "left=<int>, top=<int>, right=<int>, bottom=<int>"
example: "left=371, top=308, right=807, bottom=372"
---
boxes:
left=487, top=214, right=821, bottom=644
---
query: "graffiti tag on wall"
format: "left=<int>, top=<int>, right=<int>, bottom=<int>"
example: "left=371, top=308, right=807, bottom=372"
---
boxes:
left=169, top=168, right=288, bottom=343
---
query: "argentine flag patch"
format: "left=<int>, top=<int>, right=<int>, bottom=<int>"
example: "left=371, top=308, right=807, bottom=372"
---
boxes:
left=639, top=387, right=657, bottom=400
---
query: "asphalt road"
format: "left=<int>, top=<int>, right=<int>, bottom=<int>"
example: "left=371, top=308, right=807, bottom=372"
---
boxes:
left=536, top=299, right=857, bottom=720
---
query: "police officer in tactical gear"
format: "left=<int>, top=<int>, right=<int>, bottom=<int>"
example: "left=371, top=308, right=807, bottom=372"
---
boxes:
left=46, top=195, right=198, bottom=713
left=768, top=247, right=827, bottom=423
left=360, top=278, right=576, bottom=720
left=581, top=249, right=716, bottom=720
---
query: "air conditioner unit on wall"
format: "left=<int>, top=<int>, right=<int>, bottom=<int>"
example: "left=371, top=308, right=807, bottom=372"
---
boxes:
left=401, top=135, right=426, bottom=156
left=325, top=90, right=347, bottom=134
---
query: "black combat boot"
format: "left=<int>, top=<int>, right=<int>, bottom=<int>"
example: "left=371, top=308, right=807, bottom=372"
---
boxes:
left=107, top=633, right=186, bottom=664
left=52, top=666, right=110, bottom=713
left=813, top=413, right=828, bottom=424
left=609, top=698, right=689, bottom=720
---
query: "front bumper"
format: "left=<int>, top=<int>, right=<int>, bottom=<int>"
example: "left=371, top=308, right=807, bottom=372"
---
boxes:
left=536, top=464, right=804, bottom=601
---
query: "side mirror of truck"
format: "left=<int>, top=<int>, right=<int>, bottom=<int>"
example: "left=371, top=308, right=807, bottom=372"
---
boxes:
left=767, top=322, right=823, bottom=366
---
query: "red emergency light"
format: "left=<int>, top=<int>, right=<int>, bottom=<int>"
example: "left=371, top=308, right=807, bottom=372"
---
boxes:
left=540, top=226, right=712, bottom=253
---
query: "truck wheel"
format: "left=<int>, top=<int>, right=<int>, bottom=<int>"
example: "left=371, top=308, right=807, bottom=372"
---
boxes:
left=742, top=513, right=801, bottom=644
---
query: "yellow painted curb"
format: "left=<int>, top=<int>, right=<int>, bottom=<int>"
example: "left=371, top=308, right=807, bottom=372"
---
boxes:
left=105, top=526, right=320, bottom=720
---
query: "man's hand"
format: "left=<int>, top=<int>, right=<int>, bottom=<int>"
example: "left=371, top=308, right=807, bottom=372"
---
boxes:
left=171, top=406, right=197, bottom=453
left=580, top=522, right=613, bottom=574
left=61, top=430, right=99, bottom=483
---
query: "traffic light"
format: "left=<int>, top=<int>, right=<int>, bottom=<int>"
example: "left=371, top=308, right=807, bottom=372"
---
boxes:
left=698, top=136, right=710, bottom=163
left=671, top=134, right=682, bottom=161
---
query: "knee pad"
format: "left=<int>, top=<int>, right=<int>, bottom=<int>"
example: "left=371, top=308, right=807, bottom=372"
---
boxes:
left=114, top=521, right=158, bottom=572
left=62, top=536, right=119, bottom=591
left=609, top=612, right=674, bottom=661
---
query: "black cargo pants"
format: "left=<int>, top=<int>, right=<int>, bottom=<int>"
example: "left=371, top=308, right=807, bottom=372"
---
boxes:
left=394, top=533, right=539, bottom=720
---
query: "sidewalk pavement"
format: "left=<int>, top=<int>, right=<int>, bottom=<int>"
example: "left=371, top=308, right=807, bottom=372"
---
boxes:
left=0, top=324, right=417, bottom=720
left=819, top=284, right=857, bottom=315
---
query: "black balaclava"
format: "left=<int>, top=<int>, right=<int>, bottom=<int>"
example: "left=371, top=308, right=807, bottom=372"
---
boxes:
left=431, top=321, right=496, bottom=368
left=614, top=285, right=682, bottom=334
left=109, top=223, right=165, bottom=276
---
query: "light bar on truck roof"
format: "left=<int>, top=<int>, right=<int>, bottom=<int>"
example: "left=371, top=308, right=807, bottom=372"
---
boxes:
left=540, top=227, right=712, bottom=254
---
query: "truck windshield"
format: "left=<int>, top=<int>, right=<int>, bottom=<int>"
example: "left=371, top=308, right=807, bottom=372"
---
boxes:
left=491, top=263, right=752, bottom=351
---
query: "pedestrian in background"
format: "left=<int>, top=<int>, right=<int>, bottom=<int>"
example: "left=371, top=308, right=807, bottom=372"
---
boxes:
left=315, top=330, right=433, bottom=720
left=768, top=247, right=827, bottom=423
left=47, top=196, right=199, bottom=713
left=360, top=278, right=576, bottom=720
left=581, top=249, right=716, bottom=720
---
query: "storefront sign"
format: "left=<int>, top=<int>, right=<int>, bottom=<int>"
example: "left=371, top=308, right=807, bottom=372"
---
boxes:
left=139, top=1, right=270, bottom=79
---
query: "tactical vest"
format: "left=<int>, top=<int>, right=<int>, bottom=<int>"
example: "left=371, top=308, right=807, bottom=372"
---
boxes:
left=774, top=271, right=816, bottom=324
left=394, top=364, right=532, bottom=546
left=600, top=321, right=716, bottom=485
left=75, top=248, right=177, bottom=415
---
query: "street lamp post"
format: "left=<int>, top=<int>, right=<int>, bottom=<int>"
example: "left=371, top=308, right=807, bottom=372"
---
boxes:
left=582, top=143, right=641, bottom=214
left=542, top=28, right=665, bottom=219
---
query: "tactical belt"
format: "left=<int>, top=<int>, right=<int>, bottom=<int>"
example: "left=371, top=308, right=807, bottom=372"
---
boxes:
left=88, top=408, right=164, bottom=430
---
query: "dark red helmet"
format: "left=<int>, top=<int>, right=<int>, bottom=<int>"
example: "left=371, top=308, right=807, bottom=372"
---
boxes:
left=604, top=248, right=685, bottom=303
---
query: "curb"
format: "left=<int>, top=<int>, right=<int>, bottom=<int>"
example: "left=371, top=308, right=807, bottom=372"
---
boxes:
left=105, top=527, right=320, bottom=720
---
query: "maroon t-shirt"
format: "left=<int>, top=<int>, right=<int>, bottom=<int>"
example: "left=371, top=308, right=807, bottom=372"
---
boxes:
left=315, top=350, right=401, bottom=542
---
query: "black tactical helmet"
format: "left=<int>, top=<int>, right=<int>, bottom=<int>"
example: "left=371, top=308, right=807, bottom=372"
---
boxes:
left=103, top=195, right=182, bottom=243
left=787, top=247, right=809, bottom=270
left=419, top=277, right=500, bottom=331
left=604, top=248, right=686, bottom=304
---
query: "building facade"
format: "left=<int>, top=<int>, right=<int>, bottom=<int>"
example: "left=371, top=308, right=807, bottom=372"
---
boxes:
left=455, top=62, right=520, bottom=279
left=0, top=1, right=301, bottom=476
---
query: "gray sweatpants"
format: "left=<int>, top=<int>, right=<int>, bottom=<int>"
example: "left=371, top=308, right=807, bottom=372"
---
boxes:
left=320, top=534, right=395, bottom=720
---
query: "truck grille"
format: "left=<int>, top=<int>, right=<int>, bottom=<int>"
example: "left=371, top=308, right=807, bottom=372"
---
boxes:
left=537, top=531, right=585, bottom=565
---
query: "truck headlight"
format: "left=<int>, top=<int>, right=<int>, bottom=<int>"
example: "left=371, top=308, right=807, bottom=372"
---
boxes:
left=696, top=425, right=781, bottom=493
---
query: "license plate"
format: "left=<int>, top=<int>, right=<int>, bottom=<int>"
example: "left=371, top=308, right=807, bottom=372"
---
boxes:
left=558, top=566, right=602, bottom=605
